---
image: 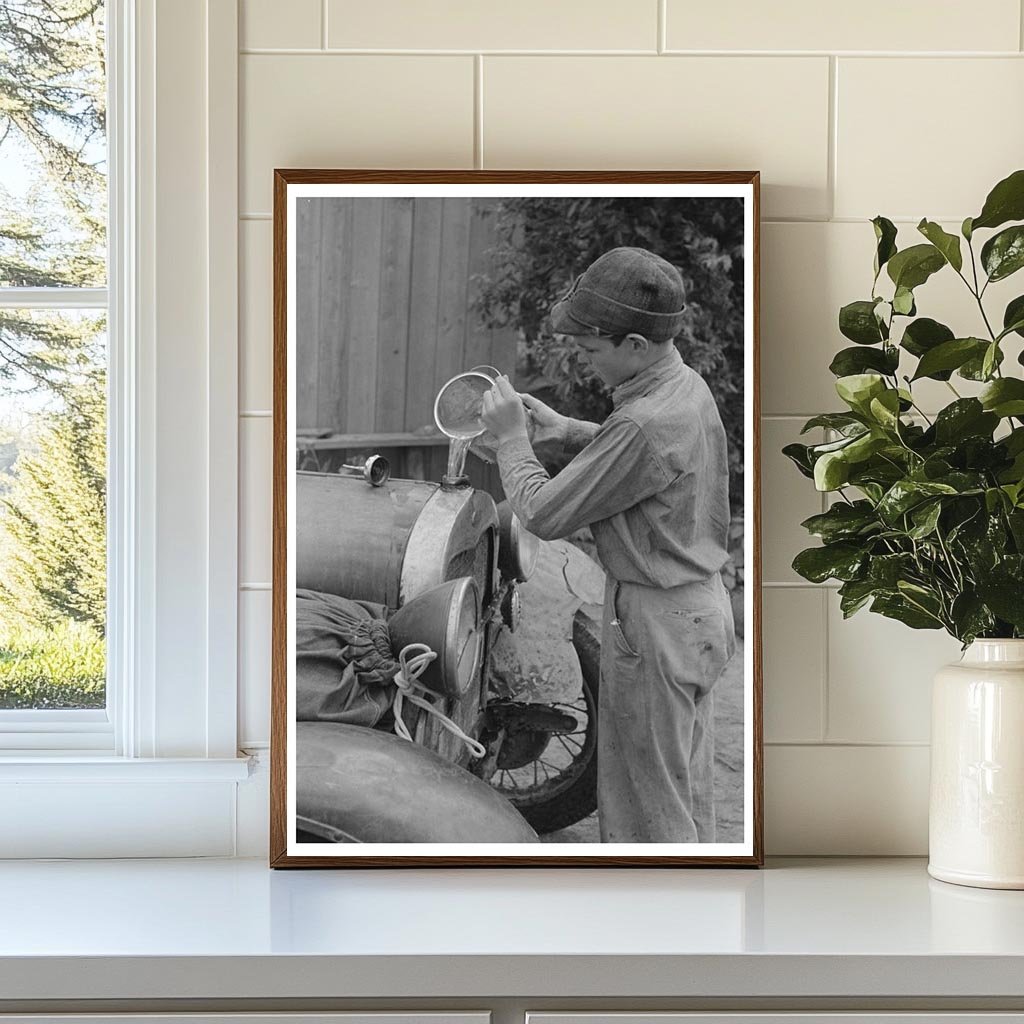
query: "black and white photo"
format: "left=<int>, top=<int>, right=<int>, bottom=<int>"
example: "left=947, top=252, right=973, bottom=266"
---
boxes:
left=271, top=171, right=762, bottom=866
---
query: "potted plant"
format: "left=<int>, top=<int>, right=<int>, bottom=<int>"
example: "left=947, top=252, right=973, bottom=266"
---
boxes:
left=785, top=169, right=1024, bottom=889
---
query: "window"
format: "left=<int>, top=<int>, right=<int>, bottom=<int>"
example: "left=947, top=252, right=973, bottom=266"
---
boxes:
left=0, top=0, right=111, bottom=749
left=0, top=0, right=245, bottom=864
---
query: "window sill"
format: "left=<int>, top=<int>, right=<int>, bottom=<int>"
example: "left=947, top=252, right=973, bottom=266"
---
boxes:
left=0, top=754, right=252, bottom=782
left=0, top=755, right=255, bottom=857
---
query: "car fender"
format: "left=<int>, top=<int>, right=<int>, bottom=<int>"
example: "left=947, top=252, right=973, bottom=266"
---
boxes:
left=295, top=721, right=539, bottom=844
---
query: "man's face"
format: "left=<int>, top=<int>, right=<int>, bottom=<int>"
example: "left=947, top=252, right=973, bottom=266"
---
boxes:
left=570, top=333, right=639, bottom=388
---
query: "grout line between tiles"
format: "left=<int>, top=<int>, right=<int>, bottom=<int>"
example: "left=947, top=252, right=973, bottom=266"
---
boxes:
left=820, top=587, right=829, bottom=743
left=766, top=741, right=931, bottom=748
left=240, top=410, right=272, bottom=417
left=827, top=56, right=838, bottom=220
left=762, top=581, right=841, bottom=589
left=237, top=47, right=1024, bottom=57
left=239, top=47, right=660, bottom=56
left=1020, top=0, right=1024, bottom=51
left=321, top=0, right=328, bottom=50
left=240, top=583, right=272, bottom=591
left=474, top=55, right=484, bottom=169
left=657, top=0, right=666, bottom=53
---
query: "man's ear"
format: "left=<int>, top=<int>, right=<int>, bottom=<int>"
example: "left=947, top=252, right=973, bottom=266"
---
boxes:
left=625, top=333, right=650, bottom=355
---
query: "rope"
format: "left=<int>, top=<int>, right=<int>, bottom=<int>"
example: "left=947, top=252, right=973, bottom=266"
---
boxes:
left=391, top=643, right=487, bottom=760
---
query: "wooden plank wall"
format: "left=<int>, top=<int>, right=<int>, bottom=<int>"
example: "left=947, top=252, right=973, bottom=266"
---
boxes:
left=295, top=197, right=516, bottom=497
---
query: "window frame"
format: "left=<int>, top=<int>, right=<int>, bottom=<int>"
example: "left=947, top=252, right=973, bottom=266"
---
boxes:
left=0, top=7, right=117, bottom=750
left=0, top=0, right=247, bottom=856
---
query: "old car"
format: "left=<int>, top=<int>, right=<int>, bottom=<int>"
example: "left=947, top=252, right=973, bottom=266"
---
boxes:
left=293, top=447, right=602, bottom=844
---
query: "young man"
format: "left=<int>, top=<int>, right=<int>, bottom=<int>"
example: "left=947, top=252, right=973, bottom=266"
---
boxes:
left=480, top=246, right=735, bottom=844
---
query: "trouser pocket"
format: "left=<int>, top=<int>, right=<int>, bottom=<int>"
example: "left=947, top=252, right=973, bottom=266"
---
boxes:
left=609, top=580, right=641, bottom=658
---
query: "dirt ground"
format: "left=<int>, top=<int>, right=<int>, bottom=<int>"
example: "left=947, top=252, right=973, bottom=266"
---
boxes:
left=501, top=538, right=746, bottom=845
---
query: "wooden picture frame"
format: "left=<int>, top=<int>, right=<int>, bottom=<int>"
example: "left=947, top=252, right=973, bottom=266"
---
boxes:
left=271, top=170, right=763, bottom=867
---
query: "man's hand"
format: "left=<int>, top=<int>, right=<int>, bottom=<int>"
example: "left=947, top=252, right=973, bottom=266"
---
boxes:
left=481, top=375, right=529, bottom=443
left=520, top=393, right=568, bottom=448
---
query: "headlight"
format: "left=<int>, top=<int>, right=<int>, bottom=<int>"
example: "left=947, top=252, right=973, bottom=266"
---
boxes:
left=496, top=500, right=540, bottom=582
left=388, top=577, right=482, bottom=698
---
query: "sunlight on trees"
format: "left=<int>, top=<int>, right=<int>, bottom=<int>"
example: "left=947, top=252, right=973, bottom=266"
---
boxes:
left=0, top=0, right=107, bottom=709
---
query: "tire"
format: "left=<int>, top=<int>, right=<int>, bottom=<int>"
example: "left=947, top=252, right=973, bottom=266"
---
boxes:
left=489, top=607, right=601, bottom=835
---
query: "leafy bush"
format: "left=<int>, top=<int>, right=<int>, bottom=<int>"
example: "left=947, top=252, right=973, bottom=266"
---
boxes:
left=785, top=170, right=1024, bottom=644
left=472, top=197, right=746, bottom=507
left=0, top=619, right=105, bottom=709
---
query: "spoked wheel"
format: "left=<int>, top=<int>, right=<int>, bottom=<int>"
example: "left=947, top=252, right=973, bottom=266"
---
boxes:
left=487, top=609, right=601, bottom=834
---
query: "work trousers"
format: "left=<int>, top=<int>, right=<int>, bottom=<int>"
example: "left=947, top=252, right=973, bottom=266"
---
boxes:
left=598, top=572, right=736, bottom=843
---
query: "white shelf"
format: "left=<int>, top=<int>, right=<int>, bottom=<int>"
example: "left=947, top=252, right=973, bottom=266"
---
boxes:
left=0, top=857, right=1023, bottom=1003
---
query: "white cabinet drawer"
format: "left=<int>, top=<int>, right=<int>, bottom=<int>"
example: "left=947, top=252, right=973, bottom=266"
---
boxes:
left=529, top=1016, right=1024, bottom=1024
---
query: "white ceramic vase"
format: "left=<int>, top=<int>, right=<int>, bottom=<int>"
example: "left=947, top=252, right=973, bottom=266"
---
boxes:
left=929, top=639, right=1024, bottom=889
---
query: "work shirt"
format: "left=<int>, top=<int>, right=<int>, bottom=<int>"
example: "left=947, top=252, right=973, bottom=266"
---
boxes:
left=496, top=346, right=731, bottom=588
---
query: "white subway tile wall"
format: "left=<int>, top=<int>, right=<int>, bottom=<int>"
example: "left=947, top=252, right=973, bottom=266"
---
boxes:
left=240, top=220, right=272, bottom=412
left=664, top=0, right=1021, bottom=53
left=483, top=56, right=831, bottom=220
left=236, top=0, right=1024, bottom=853
left=326, top=0, right=658, bottom=52
left=241, top=0, right=321, bottom=50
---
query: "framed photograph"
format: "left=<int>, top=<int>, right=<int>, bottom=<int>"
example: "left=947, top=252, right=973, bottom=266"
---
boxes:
left=270, top=170, right=762, bottom=867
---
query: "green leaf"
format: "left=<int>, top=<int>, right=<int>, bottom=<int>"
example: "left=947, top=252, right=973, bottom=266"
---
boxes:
left=868, top=389, right=902, bottom=430
left=877, top=479, right=958, bottom=524
left=950, top=592, right=996, bottom=644
left=933, top=399, right=998, bottom=445
left=970, top=168, right=1024, bottom=232
left=979, top=378, right=1024, bottom=418
left=962, top=216, right=974, bottom=241
left=908, top=500, right=942, bottom=539
left=838, top=579, right=878, bottom=617
left=839, top=300, right=886, bottom=345
left=782, top=442, right=815, bottom=479
left=828, top=345, right=899, bottom=378
left=1008, top=509, right=1024, bottom=548
left=892, top=286, right=916, bottom=316
left=887, top=243, right=946, bottom=290
left=959, top=344, right=1004, bottom=381
left=814, top=450, right=851, bottom=491
left=800, top=501, right=879, bottom=543
left=835, top=373, right=886, bottom=414
left=900, top=317, right=954, bottom=358
left=868, top=552, right=915, bottom=587
left=985, top=487, right=1009, bottom=514
left=810, top=434, right=865, bottom=456
left=917, top=219, right=963, bottom=272
left=981, top=225, right=1024, bottom=282
left=872, top=216, right=898, bottom=277
left=845, top=432, right=888, bottom=463
left=911, top=338, right=988, bottom=381
left=800, top=413, right=866, bottom=435
left=976, top=579, right=1024, bottom=629
left=792, top=542, right=866, bottom=584
left=982, top=341, right=1000, bottom=381
left=871, top=594, right=943, bottom=630
left=932, top=470, right=987, bottom=494
left=1002, top=295, right=1024, bottom=340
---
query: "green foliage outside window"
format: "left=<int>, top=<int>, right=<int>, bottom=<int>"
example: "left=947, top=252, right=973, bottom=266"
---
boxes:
left=0, top=0, right=107, bottom=708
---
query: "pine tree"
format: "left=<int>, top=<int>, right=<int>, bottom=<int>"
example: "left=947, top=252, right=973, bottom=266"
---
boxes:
left=0, top=0, right=106, bottom=394
left=0, top=369, right=105, bottom=632
left=0, top=1, right=106, bottom=647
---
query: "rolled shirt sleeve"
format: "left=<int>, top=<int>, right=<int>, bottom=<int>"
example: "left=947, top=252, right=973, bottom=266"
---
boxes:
left=496, top=416, right=672, bottom=542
